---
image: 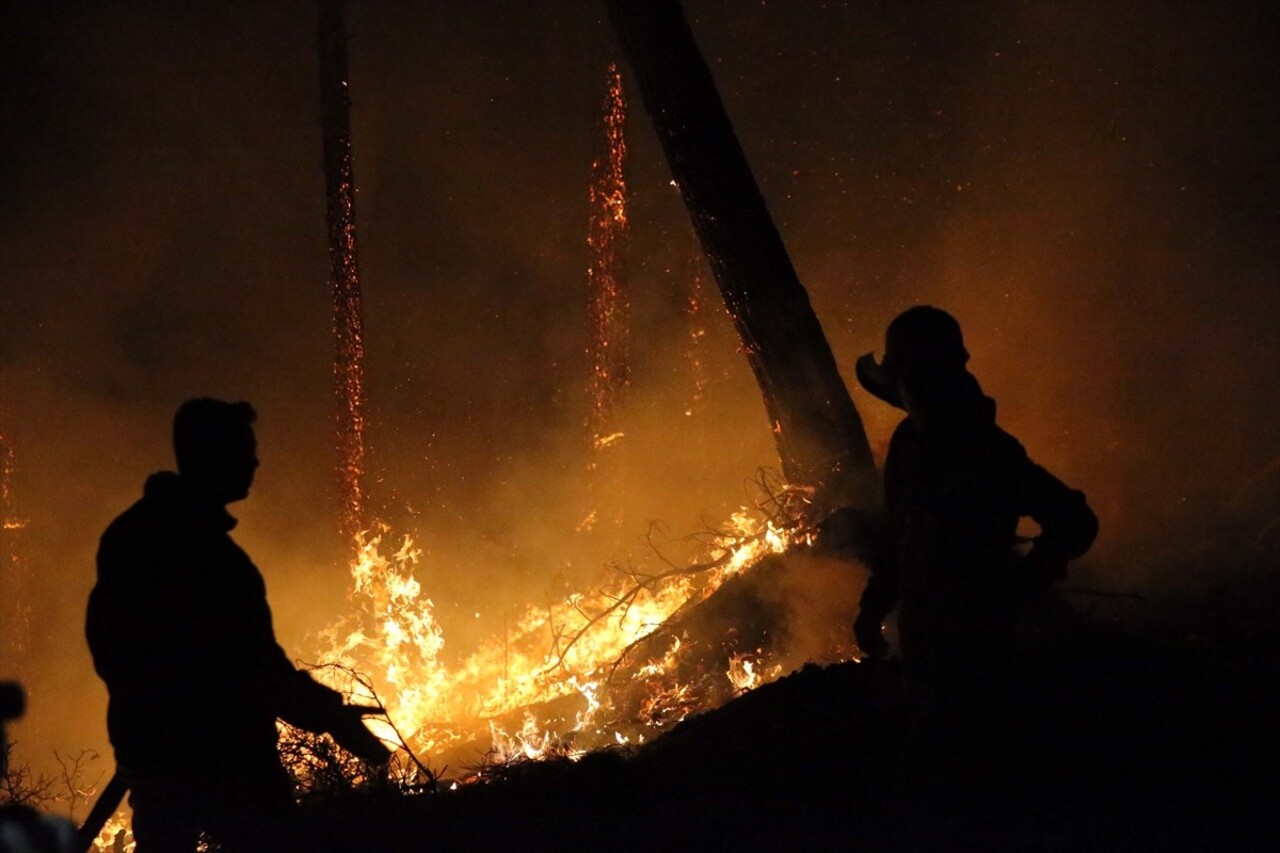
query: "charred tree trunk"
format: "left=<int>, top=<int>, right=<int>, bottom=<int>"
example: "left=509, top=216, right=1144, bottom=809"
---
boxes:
left=605, top=0, right=875, bottom=508
left=319, top=0, right=368, bottom=546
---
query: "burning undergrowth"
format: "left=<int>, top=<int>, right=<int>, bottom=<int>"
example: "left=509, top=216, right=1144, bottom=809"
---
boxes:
left=303, top=469, right=854, bottom=784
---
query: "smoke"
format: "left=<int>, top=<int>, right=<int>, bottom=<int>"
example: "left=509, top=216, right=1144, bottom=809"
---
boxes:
left=688, top=0, right=1280, bottom=582
left=1, top=0, right=1275, bottom=778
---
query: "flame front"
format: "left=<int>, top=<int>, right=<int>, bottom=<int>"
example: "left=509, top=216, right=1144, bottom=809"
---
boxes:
left=313, top=496, right=807, bottom=777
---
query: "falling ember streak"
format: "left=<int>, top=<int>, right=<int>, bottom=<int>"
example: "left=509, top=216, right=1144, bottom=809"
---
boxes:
left=683, top=252, right=710, bottom=417
left=0, top=404, right=32, bottom=667
left=585, top=64, right=630, bottom=480
left=319, top=0, right=367, bottom=549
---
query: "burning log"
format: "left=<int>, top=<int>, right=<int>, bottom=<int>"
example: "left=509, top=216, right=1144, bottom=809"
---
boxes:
left=605, top=0, right=875, bottom=509
left=319, top=0, right=368, bottom=548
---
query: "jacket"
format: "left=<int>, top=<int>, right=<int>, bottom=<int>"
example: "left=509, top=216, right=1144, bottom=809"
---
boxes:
left=86, top=472, right=344, bottom=775
left=859, top=387, right=1098, bottom=648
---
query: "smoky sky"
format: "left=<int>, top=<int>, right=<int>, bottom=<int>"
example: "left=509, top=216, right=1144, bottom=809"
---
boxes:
left=2, top=0, right=1277, bottom=769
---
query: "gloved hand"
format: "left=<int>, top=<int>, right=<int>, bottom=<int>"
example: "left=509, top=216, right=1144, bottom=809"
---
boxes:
left=328, top=704, right=393, bottom=766
left=853, top=611, right=890, bottom=660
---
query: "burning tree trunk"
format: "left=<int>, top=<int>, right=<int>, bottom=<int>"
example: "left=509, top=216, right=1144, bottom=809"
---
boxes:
left=584, top=63, right=631, bottom=530
left=605, top=0, right=875, bottom=508
left=0, top=408, right=31, bottom=669
left=319, top=0, right=368, bottom=546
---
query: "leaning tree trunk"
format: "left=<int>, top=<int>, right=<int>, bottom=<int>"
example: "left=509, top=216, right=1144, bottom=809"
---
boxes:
left=605, top=0, right=875, bottom=509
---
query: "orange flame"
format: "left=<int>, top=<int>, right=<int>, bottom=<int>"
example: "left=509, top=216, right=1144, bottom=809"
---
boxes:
left=313, top=497, right=807, bottom=778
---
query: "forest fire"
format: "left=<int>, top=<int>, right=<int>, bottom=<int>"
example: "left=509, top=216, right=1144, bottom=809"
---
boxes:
left=311, top=487, right=813, bottom=777
left=0, top=0, right=1271, bottom=848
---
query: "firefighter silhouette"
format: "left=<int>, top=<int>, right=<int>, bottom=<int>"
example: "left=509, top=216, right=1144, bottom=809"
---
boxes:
left=86, top=399, right=389, bottom=851
left=851, top=307, right=1098, bottom=788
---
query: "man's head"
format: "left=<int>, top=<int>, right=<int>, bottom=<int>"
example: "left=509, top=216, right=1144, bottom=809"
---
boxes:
left=173, top=398, right=258, bottom=503
left=855, top=306, right=970, bottom=412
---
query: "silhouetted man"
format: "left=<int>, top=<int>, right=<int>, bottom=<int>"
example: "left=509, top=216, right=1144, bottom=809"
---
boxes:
left=86, top=399, right=388, bottom=852
left=851, top=307, right=1098, bottom=789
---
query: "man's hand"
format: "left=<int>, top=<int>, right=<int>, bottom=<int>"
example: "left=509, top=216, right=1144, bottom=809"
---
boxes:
left=853, top=612, right=890, bottom=660
left=328, top=704, right=393, bottom=766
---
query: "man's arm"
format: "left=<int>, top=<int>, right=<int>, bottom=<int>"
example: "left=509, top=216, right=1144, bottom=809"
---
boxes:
left=1010, top=454, right=1099, bottom=590
left=229, top=568, right=391, bottom=765
left=839, top=508, right=897, bottom=660
left=854, top=560, right=897, bottom=659
left=275, top=663, right=391, bottom=764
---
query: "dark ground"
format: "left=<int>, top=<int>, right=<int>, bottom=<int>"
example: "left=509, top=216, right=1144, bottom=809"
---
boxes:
left=295, top=558, right=1279, bottom=853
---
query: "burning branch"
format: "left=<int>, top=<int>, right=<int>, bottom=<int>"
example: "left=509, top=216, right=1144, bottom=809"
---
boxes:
left=552, top=470, right=818, bottom=681
left=309, top=471, right=824, bottom=776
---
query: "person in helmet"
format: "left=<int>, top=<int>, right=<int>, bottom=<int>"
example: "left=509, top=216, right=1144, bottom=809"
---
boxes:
left=852, top=307, right=1097, bottom=784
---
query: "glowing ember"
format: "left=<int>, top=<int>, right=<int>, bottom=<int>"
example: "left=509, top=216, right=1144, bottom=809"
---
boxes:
left=585, top=62, right=630, bottom=486
left=683, top=255, right=710, bottom=418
